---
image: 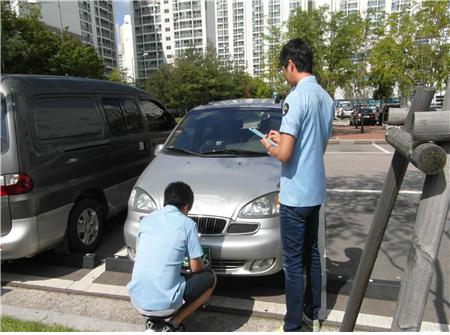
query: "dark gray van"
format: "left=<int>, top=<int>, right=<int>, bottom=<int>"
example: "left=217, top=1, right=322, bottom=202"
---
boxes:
left=0, top=75, right=176, bottom=260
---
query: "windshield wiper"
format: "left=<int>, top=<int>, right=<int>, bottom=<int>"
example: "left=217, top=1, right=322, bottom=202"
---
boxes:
left=165, top=146, right=203, bottom=156
left=201, top=149, right=265, bottom=156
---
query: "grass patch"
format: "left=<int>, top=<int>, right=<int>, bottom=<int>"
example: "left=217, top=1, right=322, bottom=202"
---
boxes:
left=1, top=315, right=77, bottom=332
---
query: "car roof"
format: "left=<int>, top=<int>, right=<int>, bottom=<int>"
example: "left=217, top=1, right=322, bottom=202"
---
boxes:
left=192, top=98, right=281, bottom=111
left=2, top=74, right=150, bottom=96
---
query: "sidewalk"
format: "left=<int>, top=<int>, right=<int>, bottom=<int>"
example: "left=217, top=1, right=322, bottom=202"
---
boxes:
left=331, top=120, right=387, bottom=143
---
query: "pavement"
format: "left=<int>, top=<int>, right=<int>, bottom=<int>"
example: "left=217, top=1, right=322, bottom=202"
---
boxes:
left=2, top=142, right=449, bottom=332
left=330, top=119, right=386, bottom=143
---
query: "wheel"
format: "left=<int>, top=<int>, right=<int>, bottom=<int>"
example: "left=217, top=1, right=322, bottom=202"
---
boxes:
left=68, top=198, right=104, bottom=252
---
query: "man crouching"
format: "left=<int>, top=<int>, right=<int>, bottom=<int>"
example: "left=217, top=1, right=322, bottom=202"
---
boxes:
left=128, top=181, right=216, bottom=332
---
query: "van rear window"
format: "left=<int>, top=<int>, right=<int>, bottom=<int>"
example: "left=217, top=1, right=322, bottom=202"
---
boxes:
left=1, top=94, right=9, bottom=154
left=33, top=97, right=103, bottom=140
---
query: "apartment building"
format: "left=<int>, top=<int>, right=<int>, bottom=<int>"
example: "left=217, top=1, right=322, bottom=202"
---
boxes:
left=119, top=14, right=136, bottom=82
left=132, top=0, right=212, bottom=82
left=12, top=0, right=118, bottom=72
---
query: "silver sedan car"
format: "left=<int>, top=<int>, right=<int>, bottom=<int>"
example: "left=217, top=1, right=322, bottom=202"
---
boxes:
left=124, top=99, right=283, bottom=276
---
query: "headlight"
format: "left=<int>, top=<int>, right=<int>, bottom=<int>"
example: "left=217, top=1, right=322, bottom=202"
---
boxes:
left=128, top=187, right=157, bottom=213
left=238, top=192, right=279, bottom=218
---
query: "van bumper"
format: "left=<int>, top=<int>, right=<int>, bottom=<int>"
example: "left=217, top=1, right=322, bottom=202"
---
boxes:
left=0, top=217, right=39, bottom=260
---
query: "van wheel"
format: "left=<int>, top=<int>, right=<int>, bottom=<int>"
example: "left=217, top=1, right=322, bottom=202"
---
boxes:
left=68, top=198, right=104, bottom=253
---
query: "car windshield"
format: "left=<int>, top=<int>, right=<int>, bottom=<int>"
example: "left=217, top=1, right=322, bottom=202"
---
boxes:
left=1, top=93, right=8, bottom=154
left=165, top=107, right=282, bottom=156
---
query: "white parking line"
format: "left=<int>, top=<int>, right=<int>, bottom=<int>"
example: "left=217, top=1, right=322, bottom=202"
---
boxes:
left=325, top=151, right=388, bottom=155
left=327, top=189, right=422, bottom=195
left=372, top=143, right=392, bottom=153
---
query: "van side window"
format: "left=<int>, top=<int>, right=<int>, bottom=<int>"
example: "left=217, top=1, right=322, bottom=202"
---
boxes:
left=140, top=100, right=176, bottom=131
left=120, top=99, right=144, bottom=133
left=34, top=97, right=103, bottom=140
left=102, top=99, right=126, bottom=135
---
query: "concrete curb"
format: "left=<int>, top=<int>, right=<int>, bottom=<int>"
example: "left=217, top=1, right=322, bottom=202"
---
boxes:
left=2, top=278, right=448, bottom=332
left=2, top=304, right=143, bottom=332
left=329, top=139, right=387, bottom=145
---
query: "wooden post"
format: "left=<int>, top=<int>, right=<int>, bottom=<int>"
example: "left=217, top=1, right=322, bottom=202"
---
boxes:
left=413, top=111, right=450, bottom=143
left=386, top=127, right=447, bottom=175
left=391, top=142, right=450, bottom=331
left=385, top=108, right=409, bottom=126
left=340, top=87, right=435, bottom=332
left=391, top=76, right=450, bottom=331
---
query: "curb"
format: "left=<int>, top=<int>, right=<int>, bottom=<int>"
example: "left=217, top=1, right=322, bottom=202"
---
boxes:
left=329, top=139, right=387, bottom=144
left=2, top=279, right=448, bottom=332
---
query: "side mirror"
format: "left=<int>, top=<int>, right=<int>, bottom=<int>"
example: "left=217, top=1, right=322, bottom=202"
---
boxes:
left=154, top=144, right=164, bottom=156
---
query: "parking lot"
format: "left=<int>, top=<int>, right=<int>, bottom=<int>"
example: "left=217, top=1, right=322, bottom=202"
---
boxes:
left=2, top=142, right=449, bottom=331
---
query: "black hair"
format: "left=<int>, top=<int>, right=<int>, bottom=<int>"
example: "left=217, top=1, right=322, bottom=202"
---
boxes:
left=163, top=181, right=194, bottom=210
left=279, top=39, right=313, bottom=73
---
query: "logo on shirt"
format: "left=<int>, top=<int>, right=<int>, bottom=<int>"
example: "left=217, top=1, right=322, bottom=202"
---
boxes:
left=283, top=103, right=289, bottom=116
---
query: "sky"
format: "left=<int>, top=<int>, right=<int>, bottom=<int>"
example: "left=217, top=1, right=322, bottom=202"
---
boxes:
left=113, top=0, right=131, bottom=49
left=114, top=0, right=131, bottom=26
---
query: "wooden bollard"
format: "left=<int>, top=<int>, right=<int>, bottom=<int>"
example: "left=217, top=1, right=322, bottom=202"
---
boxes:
left=385, top=107, right=409, bottom=125
left=386, top=127, right=447, bottom=175
left=340, top=86, right=435, bottom=332
left=413, top=111, right=450, bottom=143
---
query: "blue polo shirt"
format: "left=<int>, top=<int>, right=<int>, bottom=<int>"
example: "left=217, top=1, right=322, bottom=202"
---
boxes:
left=279, top=76, right=334, bottom=207
left=127, top=205, right=203, bottom=311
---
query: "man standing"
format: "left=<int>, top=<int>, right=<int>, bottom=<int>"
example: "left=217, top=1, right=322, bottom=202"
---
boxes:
left=259, top=39, right=334, bottom=332
left=128, top=181, right=216, bottom=331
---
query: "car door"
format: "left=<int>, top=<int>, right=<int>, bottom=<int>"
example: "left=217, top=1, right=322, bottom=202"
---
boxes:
left=139, top=99, right=176, bottom=149
left=100, top=95, right=152, bottom=205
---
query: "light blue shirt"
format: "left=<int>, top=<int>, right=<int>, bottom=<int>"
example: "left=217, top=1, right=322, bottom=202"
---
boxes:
left=279, top=76, right=334, bottom=207
left=127, top=205, right=203, bottom=311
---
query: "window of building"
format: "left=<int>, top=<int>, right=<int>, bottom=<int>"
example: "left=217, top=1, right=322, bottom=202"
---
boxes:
left=165, top=18, right=170, bottom=22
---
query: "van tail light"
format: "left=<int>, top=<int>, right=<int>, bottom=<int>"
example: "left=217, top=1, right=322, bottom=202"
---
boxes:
left=0, top=173, right=33, bottom=196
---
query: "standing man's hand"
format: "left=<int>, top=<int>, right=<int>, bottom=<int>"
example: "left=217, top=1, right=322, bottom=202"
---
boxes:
left=189, top=257, right=204, bottom=273
left=268, top=130, right=281, bottom=144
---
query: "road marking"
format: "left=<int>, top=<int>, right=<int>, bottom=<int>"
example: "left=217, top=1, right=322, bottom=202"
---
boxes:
left=327, top=189, right=422, bottom=195
left=326, top=152, right=388, bottom=155
left=68, top=264, right=106, bottom=291
left=372, top=143, right=391, bottom=153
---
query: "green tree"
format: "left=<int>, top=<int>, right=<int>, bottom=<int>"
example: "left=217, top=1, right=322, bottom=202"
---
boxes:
left=1, top=0, right=104, bottom=78
left=107, top=68, right=128, bottom=83
left=145, top=46, right=269, bottom=110
left=49, top=33, right=104, bottom=78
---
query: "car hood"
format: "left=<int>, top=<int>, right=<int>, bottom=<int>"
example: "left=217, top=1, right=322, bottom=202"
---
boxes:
left=137, top=152, right=281, bottom=219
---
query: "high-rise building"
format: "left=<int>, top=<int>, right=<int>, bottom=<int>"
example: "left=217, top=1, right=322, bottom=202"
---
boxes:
left=132, top=0, right=212, bottom=82
left=12, top=0, right=118, bottom=73
left=119, top=14, right=136, bottom=83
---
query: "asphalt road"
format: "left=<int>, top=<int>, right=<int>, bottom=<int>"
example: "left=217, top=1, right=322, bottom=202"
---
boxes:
left=2, top=143, right=449, bottom=330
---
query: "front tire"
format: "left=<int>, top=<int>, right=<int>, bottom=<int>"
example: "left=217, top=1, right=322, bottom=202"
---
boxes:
left=68, top=198, right=104, bottom=252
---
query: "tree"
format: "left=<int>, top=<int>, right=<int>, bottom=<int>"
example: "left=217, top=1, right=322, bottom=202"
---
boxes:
left=107, top=68, right=128, bottom=83
left=145, top=46, right=270, bottom=110
left=1, top=0, right=105, bottom=78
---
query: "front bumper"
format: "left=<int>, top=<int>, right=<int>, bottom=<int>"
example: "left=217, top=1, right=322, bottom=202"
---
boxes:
left=124, top=210, right=282, bottom=276
left=0, top=217, right=39, bottom=260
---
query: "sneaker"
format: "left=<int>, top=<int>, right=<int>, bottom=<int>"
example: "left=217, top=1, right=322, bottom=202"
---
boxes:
left=161, top=322, right=186, bottom=332
left=303, top=313, right=321, bottom=332
left=145, top=318, right=165, bottom=332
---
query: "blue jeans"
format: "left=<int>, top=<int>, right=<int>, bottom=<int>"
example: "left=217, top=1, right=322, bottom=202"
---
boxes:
left=280, top=204, right=321, bottom=332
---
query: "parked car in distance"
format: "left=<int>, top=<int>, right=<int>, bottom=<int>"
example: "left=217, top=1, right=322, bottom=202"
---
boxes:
left=336, top=101, right=354, bottom=119
left=0, top=75, right=175, bottom=260
left=124, top=99, right=284, bottom=276
left=350, top=106, right=377, bottom=126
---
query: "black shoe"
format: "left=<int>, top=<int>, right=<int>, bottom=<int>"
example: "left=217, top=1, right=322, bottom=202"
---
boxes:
left=161, top=322, right=186, bottom=332
left=145, top=317, right=166, bottom=332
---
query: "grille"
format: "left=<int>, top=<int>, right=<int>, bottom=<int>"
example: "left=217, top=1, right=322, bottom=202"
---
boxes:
left=189, top=216, right=227, bottom=235
left=212, top=260, right=247, bottom=273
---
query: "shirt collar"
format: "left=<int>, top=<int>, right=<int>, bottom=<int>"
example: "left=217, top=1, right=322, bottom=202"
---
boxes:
left=163, top=204, right=180, bottom=213
left=298, top=75, right=317, bottom=86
